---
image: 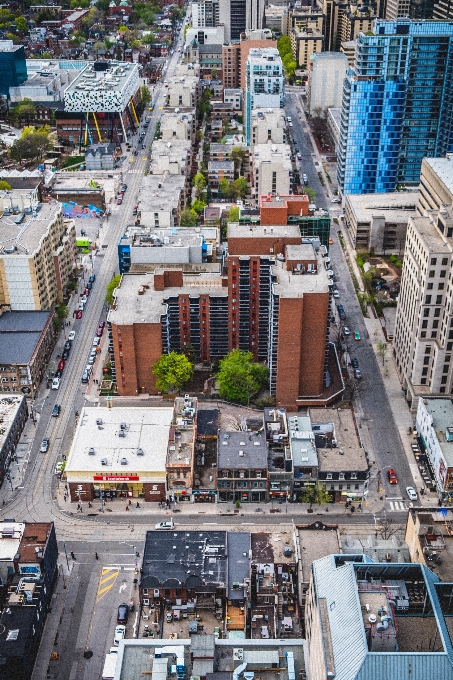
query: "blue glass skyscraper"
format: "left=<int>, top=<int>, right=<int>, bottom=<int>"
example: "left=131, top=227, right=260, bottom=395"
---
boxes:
left=338, top=20, right=453, bottom=195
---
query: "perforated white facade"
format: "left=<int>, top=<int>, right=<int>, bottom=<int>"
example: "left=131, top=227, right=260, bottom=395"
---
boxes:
left=64, top=62, right=140, bottom=113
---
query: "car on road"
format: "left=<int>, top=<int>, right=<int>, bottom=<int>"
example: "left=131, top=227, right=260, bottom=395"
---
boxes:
left=88, top=355, right=96, bottom=365
left=93, top=337, right=100, bottom=347
left=117, top=197, right=123, bottom=205
left=133, top=205, right=138, bottom=215
left=68, top=331, right=76, bottom=341
left=351, top=358, right=359, bottom=369
left=406, top=486, right=418, bottom=501
left=52, top=404, right=61, bottom=417
left=40, top=438, right=50, bottom=453
left=76, top=310, right=82, bottom=319
left=337, top=304, right=346, bottom=320
left=142, top=144, right=146, bottom=149
left=331, top=197, right=341, bottom=203
left=51, top=377, right=60, bottom=390
left=155, top=521, right=175, bottom=531
left=58, top=360, right=65, bottom=371
left=354, top=330, right=361, bottom=341
left=78, top=302, right=85, bottom=311
left=121, top=184, right=128, bottom=193
left=354, top=368, right=362, bottom=379
left=117, top=603, right=129, bottom=624
left=62, top=350, right=70, bottom=360
left=96, top=327, right=103, bottom=337
left=297, top=152, right=302, bottom=160
left=303, top=173, right=307, bottom=183
left=113, top=625, right=126, bottom=646
left=388, top=468, right=398, bottom=484
left=54, top=461, right=64, bottom=475
left=64, top=341, right=71, bottom=351
left=333, top=289, right=340, bottom=298
left=99, top=321, right=105, bottom=328
left=82, top=371, right=89, bottom=383
left=344, top=326, right=351, bottom=335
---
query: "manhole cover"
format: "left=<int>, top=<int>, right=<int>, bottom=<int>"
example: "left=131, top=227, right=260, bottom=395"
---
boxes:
left=84, top=651, right=93, bottom=659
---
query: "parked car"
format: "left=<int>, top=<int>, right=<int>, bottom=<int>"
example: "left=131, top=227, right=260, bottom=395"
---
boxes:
left=54, top=461, right=64, bottom=475
left=68, top=331, right=76, bottom=341
left=93, top=337, right=100, bottom=347
left=333, top=289, right=340, bottom=298
left=155, top=521, right=175, bottom=531
left=40, top=438, right=50, bottom=453
left=64, top=341, right=72, bottom=351
left=96, top=327, right=103, bottom=337
left=99, top=321, right=105, bottom=328
left=351, top=358, right=359, bottom=369
left=82, top=372, right=89, bottom=384
left=117, top=197, right=123, bottom=205
left=88, top=355, right=96, bottom=365
left=354, top=368, right=362, bottom=379
left=58, top=360, right=65, bottom=371
left=117, top=603, right=128, bottom=624
left=62, top=350, right=70, bottom=360
left=329, top=237, right=334, bottom=244
left=113, top=625, right=126, bottom=646
left=52, top=404, right=61, bottom=417
left=297, top=152, right=302, bottom=160
left=406, top=486, right=418, bottom=501
left=76, top=310, right=82, bottom=319
left=354, top=330, right=361, bottom=341
left=142, top=144, right=146, bottom=149
left=81, top=296, right=88, bottom=304
left=84, top=288, right=90, bottom=297
left=78, top=302, right=85, bottom=311
left=52, top=378, right=60, bottom=390
left=303, top=173, right=308, bottom=183
left=121, top=184, right=128, bottom=193
left=55, top=369, right=63, bottom=379
left=331, top=197, right=341, bottom=203
left=337, top=304, right=346, bottom=320
left=89, top=274, right=96, bottom=283
left=388, top=468, right=398, bottom=484
left=344, top=326, right=351, bottom=335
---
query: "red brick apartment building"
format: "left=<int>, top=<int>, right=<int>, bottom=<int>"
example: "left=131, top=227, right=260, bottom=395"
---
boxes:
left=108, top=227, right=340, bottom=408
left=260, top=194, right=310, bottom=225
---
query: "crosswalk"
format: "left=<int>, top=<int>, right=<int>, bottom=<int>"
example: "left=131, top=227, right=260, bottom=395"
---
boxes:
left=387, top=499, right=407, bottom=512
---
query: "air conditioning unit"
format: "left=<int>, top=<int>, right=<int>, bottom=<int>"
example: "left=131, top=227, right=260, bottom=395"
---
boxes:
left=137, top=448, right=144, bottom=456
left=101, top=458, right=107, bottom=466
left=118, top=430, right=126, bottom=437
left=96, top=418, right=103, bottom=425
left=88, top=448, right=95, bottom=455
left=120, top=457, right=128, bottom=465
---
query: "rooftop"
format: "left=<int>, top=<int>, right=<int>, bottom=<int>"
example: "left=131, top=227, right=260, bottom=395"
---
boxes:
left=167, top=396, right=197, bottom=467
left=218, top=431, right=268, bottom=470
left=109, top=272, right=226, bottom=326
left=0, top=396, right=26, bottom=453
left=0, top=201, right=61, bottom=257
left=0, top=522, right=26, bottom=563
left=208, top=161, right=235, bottom=171
left=0, top=311, right=52, bottom=365
left=227, top=222, right=301, bottom=239
left=227, top=532, right=250, bottom=600
left=253, top=143, right=292, bottom=168
left=420, top=398, right=453, bottom=468
left=260, top=194, right=309, bottom=209
left=298, top=522, right=340, bottom=585
left=138, top=175, right=185, bottom=214
left=18, top=522, right=53, bottom=564
left=309, top=408, right=368, bottom=472
left=288, top=415, right=318, bottom=468
left=197, top=409, right=219, bottom=438
left=65, top=406, right=173, bottom=475
left=271, top=252, right=330, bottom=298
left=141, top=530, right=227, bottom=589
left=346, top=192, right=418, bottom=222
left=149, top=139, right=192, bottom=174
left=64, top=62, right=139, bottom=112
left=411, top=215, right=453, bottom=253
left=424, top=156, right=453, bottom=197
left=251, top=530, right=296, bottom=565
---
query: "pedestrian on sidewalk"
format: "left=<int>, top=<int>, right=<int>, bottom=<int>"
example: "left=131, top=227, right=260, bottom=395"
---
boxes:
left=126, top=505, right=129, bottom=511
left=95, top=552, right=99, bottom=560
left=71, top=551, right=75, bottom=560
left=136, top=502, right=140, bottom=508
left=128, top=499, right=132, bottom=505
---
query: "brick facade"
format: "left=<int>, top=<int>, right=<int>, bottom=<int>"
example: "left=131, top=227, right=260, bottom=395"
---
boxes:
left=112, top=321, right=163, bottom=396
left=260, top=194, right=310, bottom=225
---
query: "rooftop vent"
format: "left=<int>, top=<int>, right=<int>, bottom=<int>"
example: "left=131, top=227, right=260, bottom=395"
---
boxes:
left=101, top=458, right=107, bottom=465
left=88, top=448, right=95, bottom=455
left=96, top=418, right=103, bottom=425
left=118, top=430, right=126, bottom=437
left=137, top=448, right=144, bottom=456
left=120, top=457, right=128, bottom=465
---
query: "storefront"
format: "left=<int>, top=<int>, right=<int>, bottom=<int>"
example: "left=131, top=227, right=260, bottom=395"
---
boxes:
left=173, top=489, right=191, bottom=502
left=193, top=490, right=217, bottom=503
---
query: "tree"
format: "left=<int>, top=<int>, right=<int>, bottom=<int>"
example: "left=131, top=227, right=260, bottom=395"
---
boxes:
left=152, top=351, right=193, bottom=392
left=96, top=0, right=111, bottom=12
left=226, top=206, right=239, bottom=223
left=230, top=146, right=246, bottom=173
left=180, top=342, right=196, bottom=364
left=14, top=16, right=27, bottom=33
left=142, top=32, right=156, bottom=45
left=277, top=35, right=292, bottom=59
left=233, top=177, right=248, bottom=199
left=303, top=186, right=316, bottom=201
left=105, top=274, right=121, bottom=306
left=192, top=199, right=206, bottom=215
left=377, top=341, right=388, bottom=365
left=0, top=181, right=11, bottom=190
left=299, top=483, right=330, bottom=509
left=192, top=172, right=206, bottom=198
left=93, top=40, right=105, bottom=54
left=10, top=129, right=52, bottom=162
left=179, top=208, right=198, bottom=227
left=216, top=349, right=268, bottom=405
left=140, top=85, right=151, bottom=106
left=70, top=0, right=90, bottom=7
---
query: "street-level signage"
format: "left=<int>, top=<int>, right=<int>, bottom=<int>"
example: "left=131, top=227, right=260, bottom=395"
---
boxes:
left=93, top=475, right=140, bottom=481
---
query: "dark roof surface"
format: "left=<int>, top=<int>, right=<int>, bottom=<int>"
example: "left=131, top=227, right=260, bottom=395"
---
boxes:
left=197, top=409, right=219, bottom=437
left=0, top=604, right=35, bottom=659
left=217, top=431, right=268, bottom=470
left=0, top=311, right=51, bottom=365
left=142, top=530, right=227, bottom=587
left=227, top=532, right=250, bottom=600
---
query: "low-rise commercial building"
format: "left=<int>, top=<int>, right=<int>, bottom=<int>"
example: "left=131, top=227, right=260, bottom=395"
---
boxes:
left=167, top=72, right=200, bottom=108
left=223, top=88, right=242, bottom=110
left=344, top=192, right=418, bottom=254
left=64, top=406, right=173, bottom=503
left=166, top=396, right=197, bottom=503
left=217, top=430, right=268, bottom=503
left=160, top=111, right=195, bottom=142
left=259, top=193, right=309, bottom=224
left=149, top=139, right=192, bottom=178
left=0, top=395, right=28, bottom=488
left=415, top=397, right=453, bottom=503
left=137, top=175, right=185, bottom=229
left=0, top=200, right=75, bottom=310
left=0, top=311, right=54, bottom=398
left=289, top=414, right=319, bottom=501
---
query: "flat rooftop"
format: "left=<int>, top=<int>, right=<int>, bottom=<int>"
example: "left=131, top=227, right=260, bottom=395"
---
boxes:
left=288, top=415, right=318, bottom=468
left=0, top=522, right=26, bottom=562
left=0, top=311, right=52, bottom=365
left=310, top=408, right=367, bottom=472
left=218, top=431, right=268, bottom=470
left=411, top=215, right=453, bottom=252
left=346, top=192, right=418, bottom=222
left=108, top=272, right=226, bottom=326
left=251, top=530, right=296, bottom=565
left=0, top=201, right=61, bottom=257
left=141, top=530, right=227, bottom=587
left=260, top=194, right=309, bottom=209
left=227, top=223, right=301, bottom=239
left=423, top=156, right=453, bottom=196
left=64, top=62, right=139, bottom=112
left=253, top=143, right=292, bottom=167
left=138, top=175, right=184, bottom=213
left=65, top=406, right=173, bottom=475
left=298, top=524, right=340, bottom=585
left=271, top=255, right=330, bottom=298
left=0, top=396, right=25, bottom=452
left=421, top=398, right=453, bottom=468
left=167, top=396, right=196, bottom=466
left=149, top=139, right=192, bottom=172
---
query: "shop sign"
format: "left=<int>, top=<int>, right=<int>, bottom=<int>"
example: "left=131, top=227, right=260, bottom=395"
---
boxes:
left=93, top=475, right=140, bottom=481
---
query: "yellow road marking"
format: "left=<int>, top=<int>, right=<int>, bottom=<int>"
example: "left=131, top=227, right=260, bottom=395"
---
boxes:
left=96, top=568, right=119, bottom=603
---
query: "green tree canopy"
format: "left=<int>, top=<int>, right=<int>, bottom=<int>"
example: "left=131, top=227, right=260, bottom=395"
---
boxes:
left=229, top=146, right=246, bottom=171
left=226, top=206, right=239, bottom=223
left=191, top=199, right=206, bottom=215
left=10, top=128, right=52, bottom=162
left=216, top=349, right=268, bottom=405
left=277, top=35, right=292, bottom=58
left=152, top=351, right=193, bottom=392
left=105, top=274, right=121, bottom=306
left=0, top=181, right=11, bottom=190
left=140, top=85, right=151, bottom=106
left=299, top=483, right=330, bottom=509
left=192, top=172, right=206, bottom=197
left=303, top=186, right=316, bottom=201
left=233, top=177, right=248, bottom=199
left=142, top=32, right=156, bottom=44
left=10, top=98, right=36, bottom=125
left=179, top=208, right=198, bottom=227
left=14, top=16, right=28, bottom=32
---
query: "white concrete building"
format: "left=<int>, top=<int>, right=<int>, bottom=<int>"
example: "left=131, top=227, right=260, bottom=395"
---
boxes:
left=251, top=143, right=292, bottom=198
left=415, top=397, right=453, bottom=502
left=137, top=175, right=185, bottom=229
left=245, top=47, right=284, bottom=145
left=224, top=88, right=242, bottom=111
left=167, top=74, right=199, bottom=108
left=250, top=108, right=287, bottom=146
left=149, top=140, right=192, bottom=177
left=308, top=52, right=348, bottom=118
left=185, top=25, right=226, bottom=46
left=160, top=111, right=195, bottom=142
left=63, top=62, right=139, bottom=113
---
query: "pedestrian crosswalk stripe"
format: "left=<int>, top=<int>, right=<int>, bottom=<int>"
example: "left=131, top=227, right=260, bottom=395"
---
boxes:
left=96, top=568, right=119, bottom=603
left=388, top=501, right=407, bottom=511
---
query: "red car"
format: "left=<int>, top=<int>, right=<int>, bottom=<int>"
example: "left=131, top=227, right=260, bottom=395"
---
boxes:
left=76, top=310, right=82, bottom=319
left=99, top=321, right=105, bottom=328
left=84, top=287, right=90, bottom=297
left=117, top=197, right=123, bottom=205
left=58, top=360, right=65, bottom=371
left=387, top=468, right=398, bottom=484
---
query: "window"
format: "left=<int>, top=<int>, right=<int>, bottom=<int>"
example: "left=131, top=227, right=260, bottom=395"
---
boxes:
left=442, top=258, right=448, bottom=265
left=339, top=473, right=345, bottom=480
left=435, top=308, right=441, bottom=317
left=427, top=283, right=434, bottom=290
left=424, top=357, right=430, bottom=365
left=439, top=283, right=445, bottom=290
left=441, top=270, right=447, bottom=278
left=425, top=346, right=431, bottom=354
left=448, top=343, right=453, bottom=351
left=436, top=296, right=443, bottom=304
left=326, top=473, right=332, bottom=480
left=425, top=295, right=432, bottom=304
left=422, top=320, right=428, bottom=329
left=429, top=270, right=435, bottom=278
left=442, top=376, right=448, bottom=384
left=424, top=308, right=430, bottom=317
left=431, top=258, right=437, bottom=265
left=444, top=364, right=449, bottom=373
left=422, top=367, right=428, bottom=376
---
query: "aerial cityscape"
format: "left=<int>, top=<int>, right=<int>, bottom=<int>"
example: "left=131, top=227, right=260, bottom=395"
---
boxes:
left=0, top=1, right=452, bottom=679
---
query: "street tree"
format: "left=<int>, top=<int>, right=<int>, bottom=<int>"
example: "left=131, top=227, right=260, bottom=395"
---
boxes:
left=140, top=85, right=151, bottom=106
left=377, top=341, right=388, bottom=365
left=299, top=483, right=330, bottom=509
left=192, top=172, right=207, bottom=198
left=226, top=206, right=239, bottom=223
left=216, top=349, right=268, bottom=405
left=152, top=351, right=193, bottom=392
left=179, top=208, right=198, bottom=227
left=303, top=186, right=316, bottom=201
left=105, top=274, right=121, bottom=306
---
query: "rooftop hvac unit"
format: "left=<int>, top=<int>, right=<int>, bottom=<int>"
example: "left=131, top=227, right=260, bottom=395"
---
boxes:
left=88, top=448, right=95, bottom=455
left=121, top=458, right=128, bottom=465
left=101, top=458, right=107, bottom=466
left=137, top=448, right=144, bottom=456
left=120, top=422, right=127, bottom=429
left=96, top=418, right=103, bottom=425
left=118, top=430, right=126, bottom=437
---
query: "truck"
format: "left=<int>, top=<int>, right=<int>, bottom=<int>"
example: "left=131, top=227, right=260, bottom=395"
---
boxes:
left=102, top=650, right=118, bottom=680
left=76, top=238, right=92, bottom=248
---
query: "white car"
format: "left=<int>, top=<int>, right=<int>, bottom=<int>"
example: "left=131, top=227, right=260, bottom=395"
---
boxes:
left=113, top=625, right=126, bottom=646
left=81, top=295, right=88, bottom=304
left=331, top=197, right=341, bottom=203
left=68, top=331, right=76, bottom=341
left=93, top=337, right=100, bottom=347
left=155, top=521, right=175, bottom=531
left=333, top=290, right=340, bottom=298
left=343, top=326, right=351, bottom=335
left=52, top=377, right=60, bottom=390
left=78, top=302, right=85, bottom=311
left=406, top=486, right=418, bottom=501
